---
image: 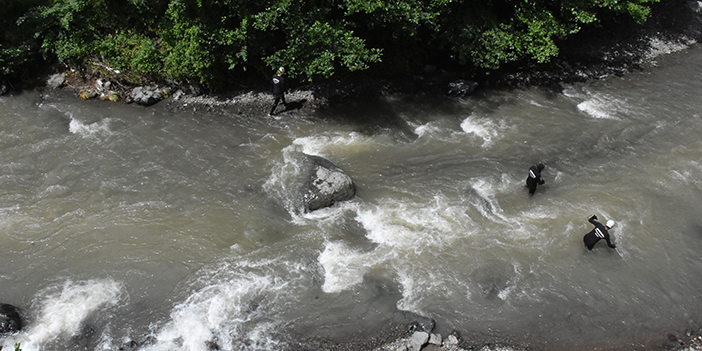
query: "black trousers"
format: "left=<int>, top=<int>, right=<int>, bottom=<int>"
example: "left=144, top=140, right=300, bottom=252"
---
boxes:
left=270, top=95, right=287, bottom=114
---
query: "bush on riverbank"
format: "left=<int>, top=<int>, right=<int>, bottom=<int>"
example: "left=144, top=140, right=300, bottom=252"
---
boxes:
left=1, top=0, right=663, bottom=91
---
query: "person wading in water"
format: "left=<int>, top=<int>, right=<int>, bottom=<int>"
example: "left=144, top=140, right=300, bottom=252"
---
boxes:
left=525, top=163, right=545, bottom=195
left=583, top=215, right=617, bottom=250
left=269, top=67, right=287, bottom=116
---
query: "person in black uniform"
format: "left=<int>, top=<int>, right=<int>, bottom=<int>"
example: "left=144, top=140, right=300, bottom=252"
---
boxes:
left=269, top=67, right=287, bottom=115
left=583, top=215, right=616, bottom=250
left=525, top=163, right=545, bottom=195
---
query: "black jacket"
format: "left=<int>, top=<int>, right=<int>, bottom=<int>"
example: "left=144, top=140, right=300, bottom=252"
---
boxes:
left=583, top=215, right=616, bottom=250
left=526, top=164, right=545, bottom=195
left=272, top=74, right=286, bottom=96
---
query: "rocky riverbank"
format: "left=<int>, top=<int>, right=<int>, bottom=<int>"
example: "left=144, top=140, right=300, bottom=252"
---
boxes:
left=22, top=0, right=701, bottom=122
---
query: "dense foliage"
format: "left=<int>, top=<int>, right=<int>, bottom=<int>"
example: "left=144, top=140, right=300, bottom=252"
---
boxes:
left=0, top=0, right=661, bottom=89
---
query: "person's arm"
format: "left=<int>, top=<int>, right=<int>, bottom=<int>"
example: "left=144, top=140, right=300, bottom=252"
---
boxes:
left=605, top=235, right=616, bottom=248
left=588, top=215, right=598, bottom=225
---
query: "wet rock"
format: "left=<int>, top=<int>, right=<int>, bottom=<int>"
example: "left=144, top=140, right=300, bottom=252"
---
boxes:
left=691, top=0, right=702, bottom=12
left=447, top=80, right=478, bottom=96
left=172, top=89, right=185, bottom=100
left=408, top=316, right=435, bottom=334
left=302, top=155, right=356, bottom=212
left=445, top=331, right=461, bottom=346
left=0, top=303, right=22, bottom=334
left=409, top=331, right=429, bottom=350
left=46, top=73, right=66, bottom=89
left=428, top=333, right=442, bottom=346
left=128, top=86, right=169, bottom=106
left=79, top=88, right=99, bottom=100
left=118, top=340, right=140, bottom=351
left=205, top=340, right=220, bottom=350
left=99, top=91, right=121, bottom=102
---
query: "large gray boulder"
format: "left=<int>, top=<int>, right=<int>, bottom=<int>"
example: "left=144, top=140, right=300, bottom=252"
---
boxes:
left=0, top=303, right=22, bottom=334
left=302, top=155, right=356, bottom=212
left=128, top=86, right=168, bottom=106
left=46, top=73, right=66, bottom=89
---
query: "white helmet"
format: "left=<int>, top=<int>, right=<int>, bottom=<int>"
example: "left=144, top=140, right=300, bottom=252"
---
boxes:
left=606, top=220, right=615, bottom=228
left=278, top=67, right=285, bottom=74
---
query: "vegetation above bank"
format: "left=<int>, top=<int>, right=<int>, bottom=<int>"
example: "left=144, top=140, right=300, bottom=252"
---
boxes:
left=1, top=0, right=662, bottom=91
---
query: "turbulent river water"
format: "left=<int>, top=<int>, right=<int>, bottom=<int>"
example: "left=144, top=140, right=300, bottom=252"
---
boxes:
left=2, top=45, right=702, bottom=351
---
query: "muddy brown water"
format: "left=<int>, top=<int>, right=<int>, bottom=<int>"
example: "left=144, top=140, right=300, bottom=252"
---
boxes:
left=2, top=45, right=702, bottom=351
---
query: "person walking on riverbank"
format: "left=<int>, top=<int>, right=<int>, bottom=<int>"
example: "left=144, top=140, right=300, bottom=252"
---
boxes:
left=269, top=67, right=287, bottom=116
left=525, top=163, right=545, bottom=195
left=584, top=215, right=616, bottom=250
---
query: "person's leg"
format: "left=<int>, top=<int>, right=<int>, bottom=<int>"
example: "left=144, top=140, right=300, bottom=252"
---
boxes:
left=270, top=96, right=280, bottom=115
left=528, top=184, right=536, bottom=195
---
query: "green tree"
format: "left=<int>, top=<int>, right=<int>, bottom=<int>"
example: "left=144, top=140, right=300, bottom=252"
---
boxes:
left=0, top=0, right=50, bottom=81
left=3, top=0, right=664, bottom=90
left=439, top=0, right=660, bottom=70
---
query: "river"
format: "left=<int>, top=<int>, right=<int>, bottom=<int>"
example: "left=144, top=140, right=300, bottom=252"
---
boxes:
left=2, top=44, right=702, bottom=351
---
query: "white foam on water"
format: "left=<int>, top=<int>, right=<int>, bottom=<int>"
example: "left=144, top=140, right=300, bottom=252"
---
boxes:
left=574, top=88, right=650, bottom=121
left=561, top=86, right=581, bottom=98
left=460, top=114, right=500, bottom=147
left=1, top=279, right=123, bottom=351
left=139, top=258, right=300, bottom=351
left=262, top=144, right=306, bottom=216
left=39, top=184, right=69, bottom=198
left=68, top=116, right=112, bottom=137
left=356, top=193, right=471, bottom=250
left=318, top=241, right=383, bottom=293
left=291, top=132, right=384, bottom=157
left=360, top=174, right=563, bottom=315
left=412, top=121, right=444, bottom=138
left=393, top=267, right=426, bottom=314
left=314, top=192, right=476, bottom=296
left=563, top=86, right=645, bottom=121
left=467, top=178, right=508, bottom=221
left=576, top=99, right=620, bottom=119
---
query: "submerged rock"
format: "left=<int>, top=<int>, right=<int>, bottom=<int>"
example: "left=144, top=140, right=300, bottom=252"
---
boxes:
left=0, top=303, right=22, bottom=334
left=302, top=155, right=356, bottom=212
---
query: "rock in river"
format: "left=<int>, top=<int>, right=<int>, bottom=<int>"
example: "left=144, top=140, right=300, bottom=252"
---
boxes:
left=302, top=155, right=356, bottom=212
left=0, top=303, right=22, bottom=334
